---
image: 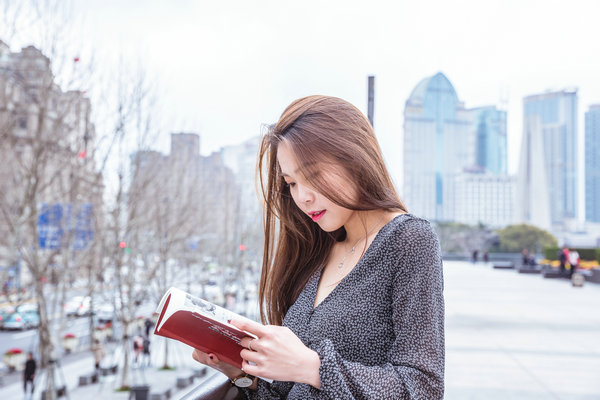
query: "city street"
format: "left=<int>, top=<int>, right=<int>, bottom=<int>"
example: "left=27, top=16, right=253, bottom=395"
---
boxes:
left=0, top=260, right=599, bottom=399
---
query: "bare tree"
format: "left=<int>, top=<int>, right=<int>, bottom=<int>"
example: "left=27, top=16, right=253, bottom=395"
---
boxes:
left=0, top=43, right=97, bottom=400
left=92, top=63, right=169, bottom=389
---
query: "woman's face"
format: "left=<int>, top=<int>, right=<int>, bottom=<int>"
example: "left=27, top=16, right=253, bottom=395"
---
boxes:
left=277, top=141, right=356, bottom=232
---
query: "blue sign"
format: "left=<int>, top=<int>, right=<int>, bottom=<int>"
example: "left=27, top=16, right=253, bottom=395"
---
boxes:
left=37, top=203, right=94, bottom=250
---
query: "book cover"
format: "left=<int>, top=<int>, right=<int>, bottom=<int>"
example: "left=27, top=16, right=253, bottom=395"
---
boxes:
left=154, top=287, right=254, bottom=369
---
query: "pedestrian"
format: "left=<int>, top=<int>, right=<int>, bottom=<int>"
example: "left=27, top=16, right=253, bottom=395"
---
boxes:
left=144, top=318, right=153, bottom=338
left=91, top=339, right=105, bottom=370
left=142, top=336, right=151, bottom=366
left=472, top=249, right=479, bottom=263
left=569, top=249, right=580, bottom=278
left=191, top=95, right=444, bottom=398
left=483, top=251, right=489, bottom=263
left=23, top=352, right=36, bottom=397
left=559, top=246, right=569, bottom=276
left=133, top=335, right=143, bottom=364
left=522, top=248, right=529, bottom=266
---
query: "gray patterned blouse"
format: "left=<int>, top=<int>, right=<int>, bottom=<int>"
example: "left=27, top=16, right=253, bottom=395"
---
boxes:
left=243, top=214, right=445, bottom=399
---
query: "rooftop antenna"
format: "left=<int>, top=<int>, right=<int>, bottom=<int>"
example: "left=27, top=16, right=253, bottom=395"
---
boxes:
left=367, top=75, right=375, bottom=128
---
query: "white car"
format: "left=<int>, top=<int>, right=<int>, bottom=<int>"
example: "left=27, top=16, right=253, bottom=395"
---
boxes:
left=96, top=303, right=115, bottom=323
left=64, top=296, right=91, bottom=317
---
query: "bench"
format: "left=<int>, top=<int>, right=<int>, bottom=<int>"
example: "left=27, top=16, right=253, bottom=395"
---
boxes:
left=130, top=385, right=150, bottom=400
left=518, top=265, right=540, bottom=274
left=585, top=268, right=600, bottom=283
left=78, top=371, right=99, bottom=386
left=100, top=364, right=118, bottom=376
left=193, top=366, right=207, bottom=378
left=542, top=268, right=564, bottom=279
left=493, top=261, right=514, bottom=269
left=176, top=372, right=195, bottom=388
left=149, top=384, right=172, bottom=400
left=41, top=385, right=67, bottom=400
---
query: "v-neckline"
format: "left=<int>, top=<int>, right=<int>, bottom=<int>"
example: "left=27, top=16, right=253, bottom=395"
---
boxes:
left=311, top=215, right=401, bottom=310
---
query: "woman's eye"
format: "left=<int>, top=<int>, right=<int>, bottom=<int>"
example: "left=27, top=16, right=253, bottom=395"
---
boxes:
left=285, top=182, right=296, bottom=188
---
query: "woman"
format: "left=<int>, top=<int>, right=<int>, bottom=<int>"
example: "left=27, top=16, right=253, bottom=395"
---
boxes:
left=193, top=95, right=445, bottom=399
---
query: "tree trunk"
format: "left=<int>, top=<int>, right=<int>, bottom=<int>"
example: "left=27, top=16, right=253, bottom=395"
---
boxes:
left=119, top=324, right=131, bottom=389
left=35, top=277, right=57, bottom=400
left=163, top=337, right=170, bottom=369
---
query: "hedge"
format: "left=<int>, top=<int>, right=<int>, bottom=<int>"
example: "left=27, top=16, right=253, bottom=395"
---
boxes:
left=544, top=247, right=600, bottom=261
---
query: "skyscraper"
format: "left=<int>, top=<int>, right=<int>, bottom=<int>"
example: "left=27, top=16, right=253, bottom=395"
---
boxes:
left=470, top=106, right=507, bottom=174
left=403, top=72, right=473, bottom=221
left=517, top=117, right=552, bottom=231
left=585, top=105, right=600, bottom=223
left=518, top=89, right=578, bottom=228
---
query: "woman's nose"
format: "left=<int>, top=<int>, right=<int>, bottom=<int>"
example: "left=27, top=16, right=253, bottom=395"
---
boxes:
left=297, top=184, right=315, bottom=204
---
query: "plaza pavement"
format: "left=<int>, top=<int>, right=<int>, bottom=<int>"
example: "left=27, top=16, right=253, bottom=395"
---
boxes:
left=0, top=259, right=599, bottom=399
left=444, top=260, right=600, bottom=399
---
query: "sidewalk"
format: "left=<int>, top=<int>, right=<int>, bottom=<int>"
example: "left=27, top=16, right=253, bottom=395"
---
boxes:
left=0, top=335, right=210, bottom=400
left=445, top=260, right=600, bottom=399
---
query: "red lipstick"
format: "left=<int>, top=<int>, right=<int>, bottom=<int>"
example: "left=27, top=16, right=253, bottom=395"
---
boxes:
left=310, top=210, right=326, bottom=222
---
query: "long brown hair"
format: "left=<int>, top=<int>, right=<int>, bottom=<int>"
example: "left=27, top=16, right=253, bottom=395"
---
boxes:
left=257, top=95, right=407, bottom=325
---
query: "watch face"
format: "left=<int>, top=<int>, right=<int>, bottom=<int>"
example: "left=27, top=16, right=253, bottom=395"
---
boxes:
left=234, top=376, right=254, bottom=388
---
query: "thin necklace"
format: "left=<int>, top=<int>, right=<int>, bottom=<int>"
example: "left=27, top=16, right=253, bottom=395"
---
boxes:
left=337, top=214, right=385, bottom=269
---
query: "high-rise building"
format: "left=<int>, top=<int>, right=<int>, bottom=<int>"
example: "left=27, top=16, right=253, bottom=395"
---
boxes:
left=130, top=133, right=240, bottom=264
left=171, top=132, right=200, bottom=161
left=0, top=41, right=100, bottom=289
left=449, top=168, right=516, bottom=227
left=470, top=106, right=507, bottom=174
left=517, top=117, right=552, bottom=231
left=403, top=72, right=473, bottom=221
left=518, top=89, right=578, bottom=229
left=221, top=136, right=263, bottom=261
left=585, top=105, right=600, bottom=223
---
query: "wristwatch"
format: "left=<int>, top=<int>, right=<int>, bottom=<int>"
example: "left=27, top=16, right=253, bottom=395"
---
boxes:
left=231, top=373, right=254, bottom=388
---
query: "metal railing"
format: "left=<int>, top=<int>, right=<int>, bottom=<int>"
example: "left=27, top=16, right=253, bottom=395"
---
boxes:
left=180, top=371, right=242, bottom=400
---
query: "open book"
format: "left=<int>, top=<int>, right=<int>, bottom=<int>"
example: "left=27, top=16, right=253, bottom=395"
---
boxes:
left=154, top=287, right=255, bottom=369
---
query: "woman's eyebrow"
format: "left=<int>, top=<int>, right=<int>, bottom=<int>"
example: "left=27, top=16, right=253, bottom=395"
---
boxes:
left=281, top=162, right=317, bottom=177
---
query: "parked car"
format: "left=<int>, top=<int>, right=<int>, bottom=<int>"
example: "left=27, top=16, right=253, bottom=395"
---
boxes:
left=95, top=303, right=115, bottom=323
left=16, top=303, right=38, bottom=314
left=0, top=305, right=15, bottom=328
left=64, top=296, right=91, bottom=317
left=2, top=311, right=40, bottom=330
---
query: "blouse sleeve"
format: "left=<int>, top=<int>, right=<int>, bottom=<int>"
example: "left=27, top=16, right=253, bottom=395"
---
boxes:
left=240, top=378, right=293, bottom=399
left=306, top=219, right=445, bottom=399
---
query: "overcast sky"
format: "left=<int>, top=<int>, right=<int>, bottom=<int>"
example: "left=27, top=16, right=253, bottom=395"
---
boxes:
left=5, top=0, right=600, bottom=192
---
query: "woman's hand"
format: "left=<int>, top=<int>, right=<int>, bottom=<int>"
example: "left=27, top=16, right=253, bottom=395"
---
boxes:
left=230, top=319, right=322, bottom=389
left=191, top=348, right=244, bottom=381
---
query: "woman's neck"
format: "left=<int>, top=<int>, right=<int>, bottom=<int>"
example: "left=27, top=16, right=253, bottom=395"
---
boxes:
left=343, top=210, right=387, bottom=245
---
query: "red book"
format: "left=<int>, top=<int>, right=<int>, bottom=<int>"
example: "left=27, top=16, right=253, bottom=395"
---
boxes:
left=154, top=287, right=255, bottom=369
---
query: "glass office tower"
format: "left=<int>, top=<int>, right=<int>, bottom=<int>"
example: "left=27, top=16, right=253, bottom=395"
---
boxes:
left=403, top=72, right=472, bottom=221
left=470, top=106, right=507, bottom=175
left=521, top=90, right=578, bottom=227
left=585, top=105, right=600, bottom=222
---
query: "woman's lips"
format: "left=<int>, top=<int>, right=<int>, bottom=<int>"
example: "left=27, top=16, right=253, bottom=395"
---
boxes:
left=310, top=210, right=326, bottom=222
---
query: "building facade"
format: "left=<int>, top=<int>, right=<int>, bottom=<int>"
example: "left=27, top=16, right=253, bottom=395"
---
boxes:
left=519, top=89, right=578, bottom=229
left=403, top=72, right=473, bottom=221
left=130, top=133, right=240, bottom=265
left=403, top=72, right=512, bottom=226
left=470, top=106, right=507, bottom=175
left=585, top=105, right=600, bottom=223
left=0, top=40, right=99, bottom=290
left=449, top=169, right=516, bottom=227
